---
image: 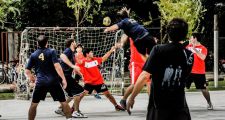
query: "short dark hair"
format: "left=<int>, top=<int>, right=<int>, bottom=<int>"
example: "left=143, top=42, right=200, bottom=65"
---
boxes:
left=37, top=35, right=48, bottom=48
left=83, top=48, right=92, bottom=57
left=166, top=18, right=188, bottom=42
left=117, top=8, right=129, bottom=19
left=76, top=43, right=83, bottom=49
left=192, top=32, right=202, bottom=42
left=66, top=38, right=75, bottom=48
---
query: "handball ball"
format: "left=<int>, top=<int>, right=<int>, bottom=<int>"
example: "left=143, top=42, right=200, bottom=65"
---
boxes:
left=103, top=16, right=111, bottom=26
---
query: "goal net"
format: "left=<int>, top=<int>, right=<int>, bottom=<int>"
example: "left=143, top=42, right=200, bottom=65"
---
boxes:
left=17, top=27, right=125, bottom=99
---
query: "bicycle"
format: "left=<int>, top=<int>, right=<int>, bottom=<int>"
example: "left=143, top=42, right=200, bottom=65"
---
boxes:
left=0, top=61, right=18, bottom=84
left=219, top=59, right=225, bottom=74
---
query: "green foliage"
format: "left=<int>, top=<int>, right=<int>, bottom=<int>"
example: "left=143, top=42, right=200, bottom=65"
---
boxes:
left=66, top=0, right=103, bottom=26
left=155, top=0, right=207, bottom=36
left=0, top=0, right=20, bottom=30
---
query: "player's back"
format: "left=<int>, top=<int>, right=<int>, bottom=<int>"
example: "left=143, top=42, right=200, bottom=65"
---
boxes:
left=117, top=18, right=148, bottom=40
left=30, top=48, right=59, bottom=85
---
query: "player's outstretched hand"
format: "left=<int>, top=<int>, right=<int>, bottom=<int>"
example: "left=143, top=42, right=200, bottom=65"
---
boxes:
left=115, top=43, right=122, bottom=49
left=62, top=79, right=67, bottom=89
left=110, top=46, right=116, bottom=53
left=127, top=97, right=135, bottom=115
left=104, top=28, right=109, bottom=33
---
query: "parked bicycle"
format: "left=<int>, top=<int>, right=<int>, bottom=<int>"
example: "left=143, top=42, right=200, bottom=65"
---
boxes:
left=0, top=61, right=18, bottom=84
left=205, top=52, right=225, bottom=74
left=219, top=59, right=225, bottom=74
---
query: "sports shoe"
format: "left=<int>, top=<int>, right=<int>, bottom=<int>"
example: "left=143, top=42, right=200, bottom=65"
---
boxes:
left=207, top=103, right=213, bottom=110
left=55, top=108, right=65, bottom=116
left=115, top=105, right=125, bottom=111
left=120, top=99, right=127, bottom=110
left=72, top=111, right=88, bottom=118
left=94, top=93, right=101, bottom=99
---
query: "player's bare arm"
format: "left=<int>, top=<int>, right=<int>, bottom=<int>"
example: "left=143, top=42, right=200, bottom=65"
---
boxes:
left=192, top=47, right=206, bottom=60
left=127, top=71, right=150, bottom=115
left=25, top=69, right=35, bottom=83
left=104, top=24, right=119, bottom=32
left=54, top=63, right=67, bottom=89
left=102, top=46, right=116, bottom=62
left=60, top=53, right=80, bottom=71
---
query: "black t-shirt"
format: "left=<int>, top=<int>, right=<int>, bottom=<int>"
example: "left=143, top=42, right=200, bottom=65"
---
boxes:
left=143, top=42, right=193, bottom=109
left=117, top=18, right=149, bottom=41
left=26, top=48, right=60, bottom=86
left=60, top=48, right=75, bottom=76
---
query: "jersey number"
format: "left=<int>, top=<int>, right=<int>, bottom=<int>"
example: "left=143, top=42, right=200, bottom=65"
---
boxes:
left=38, top=53, right=45, bottom=61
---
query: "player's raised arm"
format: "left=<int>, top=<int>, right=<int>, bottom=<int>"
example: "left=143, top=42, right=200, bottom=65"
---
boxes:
left=104, top=24, right=119, bottom=33
left=102, top=46, right=116, bottom=62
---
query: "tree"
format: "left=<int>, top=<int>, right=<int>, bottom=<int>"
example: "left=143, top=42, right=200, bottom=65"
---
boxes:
left=66, top=0, right=103, bottom=27
left=155, top=0, right=206, bottom=41
left=0, top=0, right=20, bottom=30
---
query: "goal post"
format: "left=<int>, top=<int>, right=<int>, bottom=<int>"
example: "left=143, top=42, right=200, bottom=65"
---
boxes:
left=17, top=27, right=125, bottom=99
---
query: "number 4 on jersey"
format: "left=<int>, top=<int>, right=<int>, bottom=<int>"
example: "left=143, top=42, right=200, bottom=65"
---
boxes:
left=38, top=53, right=45, bottom=61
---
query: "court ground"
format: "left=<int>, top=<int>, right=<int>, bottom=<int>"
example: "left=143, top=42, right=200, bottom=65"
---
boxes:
left=0, top=91, right=225, bottom=120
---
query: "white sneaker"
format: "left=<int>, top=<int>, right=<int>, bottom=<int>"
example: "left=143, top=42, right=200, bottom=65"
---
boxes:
left=66, top=118, right=73, bottom=120
left=72, top=111, right=88, bottom=118
left=55, top=108, right=65, bottom=116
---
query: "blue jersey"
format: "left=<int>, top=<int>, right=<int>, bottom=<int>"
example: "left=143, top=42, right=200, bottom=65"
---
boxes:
left=26, top=48, right=59, bottom=86
left=117, top=18, right=149, bottom=41
left=60, top=48, right=75, bottom=76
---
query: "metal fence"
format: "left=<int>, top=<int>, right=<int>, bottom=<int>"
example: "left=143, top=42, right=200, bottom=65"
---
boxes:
left=0, top=32, right=21, bottom=65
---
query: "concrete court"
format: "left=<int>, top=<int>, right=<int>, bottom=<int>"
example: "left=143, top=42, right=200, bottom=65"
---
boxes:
left=0, top=91, right=225, bottom=120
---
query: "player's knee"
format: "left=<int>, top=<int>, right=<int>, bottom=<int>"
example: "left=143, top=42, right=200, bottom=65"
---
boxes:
left=60, top=101, right=68, bottom=107
left=103, top=91, right=111, bottom=98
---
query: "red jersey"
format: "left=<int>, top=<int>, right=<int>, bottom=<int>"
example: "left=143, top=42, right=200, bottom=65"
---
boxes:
left=78, top=57, right=104, bottom=85
left=75, top=52, right=85, bottom=64
left=129, top=38, right=145, bottom=84
left=129, top=38, right=145, bottom=66
left=186, top=44, right=207, bottom=74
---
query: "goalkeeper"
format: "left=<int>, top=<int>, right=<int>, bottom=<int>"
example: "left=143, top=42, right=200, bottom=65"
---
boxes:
left=104, top=7, right=157, bottom=60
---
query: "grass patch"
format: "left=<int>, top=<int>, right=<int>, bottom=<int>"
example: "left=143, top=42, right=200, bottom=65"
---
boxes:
left=0, top=93, right=14, bottom=100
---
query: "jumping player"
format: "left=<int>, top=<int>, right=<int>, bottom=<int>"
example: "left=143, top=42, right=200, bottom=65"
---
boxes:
left=25, top=35, right=72, bottom=120
left=77, top=46, right=125, bottom=111
left=116, top=35, right=151, bottom=109
left=104, top=7, right=156, bottom=61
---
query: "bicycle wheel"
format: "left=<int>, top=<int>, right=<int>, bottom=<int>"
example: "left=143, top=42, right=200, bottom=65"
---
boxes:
left=0, top=68, right=6, bottom=84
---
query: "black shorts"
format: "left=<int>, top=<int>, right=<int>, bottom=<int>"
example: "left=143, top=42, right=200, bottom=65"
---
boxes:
left=147, top=107, right=191, bottom=120
left=65, top=75, right=84, bottom=97
left=134, top=34, right=156, bottom=55
left=74, top=74, right=82, bottom=81
left=186, top=73, right=207, bottom=89
left=84, top=83, right=108, bottom=94
left=32, top=83, right=66, bottom=103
